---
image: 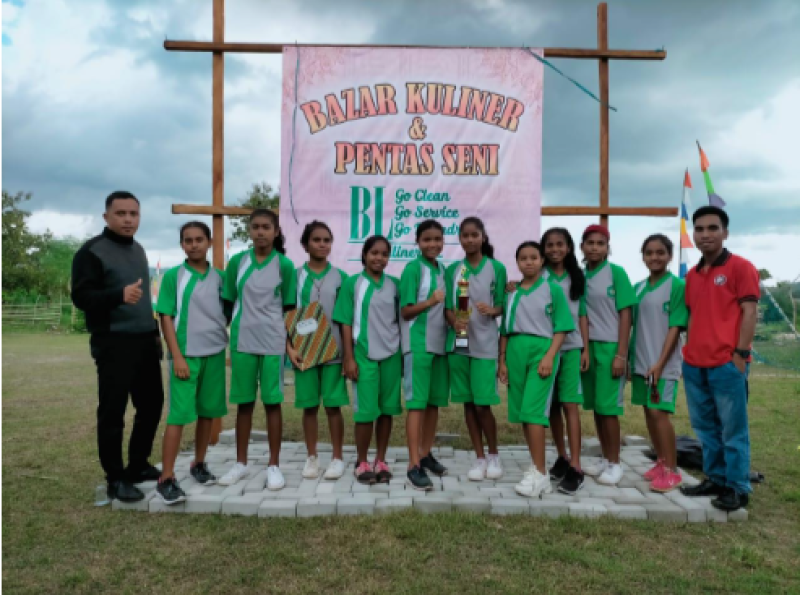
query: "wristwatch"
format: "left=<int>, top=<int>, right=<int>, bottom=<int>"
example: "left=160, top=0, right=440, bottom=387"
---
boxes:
left=734, top=348, right=751, bottom=359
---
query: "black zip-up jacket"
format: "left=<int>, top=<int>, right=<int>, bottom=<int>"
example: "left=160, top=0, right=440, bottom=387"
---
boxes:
left=71, top=227, right=157, bottom=336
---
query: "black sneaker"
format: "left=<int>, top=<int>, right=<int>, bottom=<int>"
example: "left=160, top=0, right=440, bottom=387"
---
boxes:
left=127, top=464, right=161, bottom=484
left=549, top=456, right=572, bottom=481
left=558, top=467, right=585, bottom=495
left=107, top=480, right=145, bottom=502
left=711, top=487, right=749, bottom=511
left=407, top=465, right=433, bottom=491
left=420, top=453, right=448, bottom=477
left=680, top=478, right=725, bottom=498
left=156, top=477, right=187, bottom=505
left=190, top=462, right=217, bottom=485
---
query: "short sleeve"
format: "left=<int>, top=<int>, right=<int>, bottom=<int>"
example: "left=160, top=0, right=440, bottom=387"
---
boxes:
left=734, top=257, right=761, bottom=303
left=550, top=283, right=577, bottom=334
left=611, top=264, right=637, bottom=311
left=444, top=263, right=456, bottom=310
left=578, top=294, right=587, bottom=317
left=333, top=276, right=355, bottom=326
left=400, top=261, right=421, bottom=307
left=669, top=278, right=689, bottom=328
left=222, top=252, right=242, bottom=302
left=492, top=260, right=508, bottom=309
left=155, top=267, right=178, bottom=316
left=280, top=255, right=296, bottom=307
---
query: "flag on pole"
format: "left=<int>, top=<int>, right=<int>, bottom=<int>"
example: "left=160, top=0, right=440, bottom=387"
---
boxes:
left=680, top=169, right=694, bottom=278
left=225, top=238, right=231, bottom=267
left=156, top=258, right=161, bottom=277
left=697, top=141, right=726, bottom=208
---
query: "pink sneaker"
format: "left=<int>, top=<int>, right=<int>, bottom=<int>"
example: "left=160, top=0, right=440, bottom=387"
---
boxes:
left=354, top=461, right=376, bottom=485
left=373, top=459, right=393, bottom=484
left=651, top=469, right=683, bottom=493
left=643, top=459, right=665, bottom=482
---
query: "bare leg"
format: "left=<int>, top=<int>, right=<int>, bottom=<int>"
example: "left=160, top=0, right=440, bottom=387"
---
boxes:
left=644, top=407, right=661, bottom=460
left=325, top=407, right=345, bottom=461
left=476, top=406, right=499, bottom=455
left=420, top=405, right=439, bottom=458
left=603, top=415, right=621, bottom=464
left=375, top=415, right=393, bottom=461
left=406, top=410, right=424, bottom=469
left=594, top=411, right=608, bottom=459
left=523, top=423, right=547, bottom=473
left=355, top=422, right=374, bottom=464
left=302, top=406, right=319, bottom=457
left=235, top=403, right=255, bottom=464
left=563, top=403, right=582, bottom=471
left=265, top=404, right=282, bottom=466
left=653, top=410, right=677, bottom=470
left=194, top=417, right=213, bottom=463
left=463, top=403, right=485, bottom=459
left=160, top=425, right=183, bottom=479
left=550, top=402, right=568, bottom=460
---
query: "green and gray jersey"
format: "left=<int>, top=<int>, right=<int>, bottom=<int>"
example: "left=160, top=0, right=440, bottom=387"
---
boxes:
left=296, top=263, right=348, bottom=365
left=584, top=261, right=636, bottom=343
left=501, top=277, right=575, bottom=338
left=333, top=271, right=400, bottom=361
left=630, top=273, right=688, bottom=381
left=445, top=256, right=507, bottom=358
left=223, top=249, right=296, bottom=355
left=543, top=268, right=587, bottom=352
left=400, top=256, right=447, bottom=356
left=155, top=262, right=228, bottom=357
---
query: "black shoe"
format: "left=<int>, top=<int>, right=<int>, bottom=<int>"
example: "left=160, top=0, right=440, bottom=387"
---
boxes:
left=420, top=453, right=448, bottom=477
left=680, top=478, right=725, bottom=498
left=127, top=464, right=161, bottom=484
left=558, top=467, right=585, bottom=495
left=711, top=487, right=749, bottom=511
left=156, top=477, right=187, bottom=505
left=190, top=462, right=217, bottom=485
left=549, top=456, right=572, bottom=481
left=107, top=480, right=145, bottom=502
left=407, top=465, right=433, bottom=491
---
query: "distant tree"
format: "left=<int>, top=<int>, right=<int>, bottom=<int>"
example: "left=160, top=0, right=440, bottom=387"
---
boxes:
left=758, top=268, right=772, bottom=281
left=230, top=183, right=280, bottom=245
left=2, top=190, right=49, bottom=297
left=40, top=237, right=84, bottom=296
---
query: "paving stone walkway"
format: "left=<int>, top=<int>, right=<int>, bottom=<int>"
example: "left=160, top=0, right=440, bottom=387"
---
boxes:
left=113, top=432, right=747, bottom=523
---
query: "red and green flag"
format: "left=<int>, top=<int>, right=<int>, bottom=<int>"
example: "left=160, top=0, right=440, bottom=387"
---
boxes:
left=697, top=141, right=726, bottom=208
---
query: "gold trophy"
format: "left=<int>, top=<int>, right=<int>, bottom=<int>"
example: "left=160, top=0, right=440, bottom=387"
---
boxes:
left=455, top=270, right=471, bottom=348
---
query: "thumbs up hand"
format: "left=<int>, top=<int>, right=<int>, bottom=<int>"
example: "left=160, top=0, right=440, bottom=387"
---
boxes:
left=124, top=278, right=144, bottom=304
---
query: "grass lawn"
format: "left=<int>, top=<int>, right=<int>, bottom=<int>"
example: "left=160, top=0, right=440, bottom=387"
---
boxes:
left=3, top=333, right=799, bottom=594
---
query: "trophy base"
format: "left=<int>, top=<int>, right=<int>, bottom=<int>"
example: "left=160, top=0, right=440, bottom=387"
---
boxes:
left=455, top=337, right=469, bottom=349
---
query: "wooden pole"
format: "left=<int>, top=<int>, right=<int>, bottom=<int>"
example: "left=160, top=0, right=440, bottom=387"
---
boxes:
left=598, top=2, right=610, bottom=228
left=210, top=0, right=224, bottom=445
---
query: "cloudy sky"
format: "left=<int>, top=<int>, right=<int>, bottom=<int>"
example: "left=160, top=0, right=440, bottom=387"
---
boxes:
left=3, top=0, right=799, bottom=282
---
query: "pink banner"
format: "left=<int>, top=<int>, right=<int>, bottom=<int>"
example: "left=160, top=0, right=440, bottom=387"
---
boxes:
left=281, top=47, right=543, bottom=275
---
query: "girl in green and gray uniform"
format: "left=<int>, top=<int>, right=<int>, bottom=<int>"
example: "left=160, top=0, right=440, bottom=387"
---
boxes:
left=295, top=221, right=349, bottom=481
left=498, top=241, right=575, bottom=499
left=219, top=210, right=301, bottom=491
left=580, top=224, right=636, bottom=486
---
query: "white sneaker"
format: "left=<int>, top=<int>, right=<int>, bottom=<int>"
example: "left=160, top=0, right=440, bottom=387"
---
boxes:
left=218, top=462, right=250, bottom=486
left=302, top=455, right=320, bottom=479
left=267, top=465, right=285, bottom=490
left=323, top=458, right=346, bottom=480
left=486, top=456, right=504, bottom=480
left=515, top=468, right=552, bottom=498
left=583, top=458, right=608, bottom=477
left=597, top=463, right=624, bottom=486
left=467, top=459, right=488, bottom=481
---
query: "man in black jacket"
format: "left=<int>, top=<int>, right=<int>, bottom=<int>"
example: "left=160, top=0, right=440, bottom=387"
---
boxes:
left=72, top=191, right=164, bottom=502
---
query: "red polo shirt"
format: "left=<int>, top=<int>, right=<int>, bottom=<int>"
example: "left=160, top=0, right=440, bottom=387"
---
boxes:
left=683, top=249, right=760, bottom=368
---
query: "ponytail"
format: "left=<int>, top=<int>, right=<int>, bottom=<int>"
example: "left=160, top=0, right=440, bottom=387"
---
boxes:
left=250, top=209, right=287, bottom=254
left=460, top=216, right=495, bottom=259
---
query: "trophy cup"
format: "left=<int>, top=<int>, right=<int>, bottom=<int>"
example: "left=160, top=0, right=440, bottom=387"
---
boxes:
left=455, top=270, right=471, bottom=348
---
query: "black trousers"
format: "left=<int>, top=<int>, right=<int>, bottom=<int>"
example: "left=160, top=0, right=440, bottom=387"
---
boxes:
left=91, top=333, right=164, bottom=483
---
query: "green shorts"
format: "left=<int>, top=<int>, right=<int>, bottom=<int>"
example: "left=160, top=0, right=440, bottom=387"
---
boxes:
left=553, top=349, right=584, bottom=405
left=230, top=350, right=285, bottom=406
left=581, top=341, right=625, bottom=416
left=353, top=347, right=402, bottom=423
left=505, top=334, right=560, bottom=426
left=167, top=350, right=227, bottom=425
left=294, top=363, right=349, bottom=409
left=448, top=354, right=500, bottom=406
left=403, top=351, right=450, bottom=410
left=631, top=375, right=679, bottom=413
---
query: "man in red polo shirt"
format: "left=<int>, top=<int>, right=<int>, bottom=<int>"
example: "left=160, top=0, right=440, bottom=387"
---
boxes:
left=680, top=206, right=759, bottom=512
